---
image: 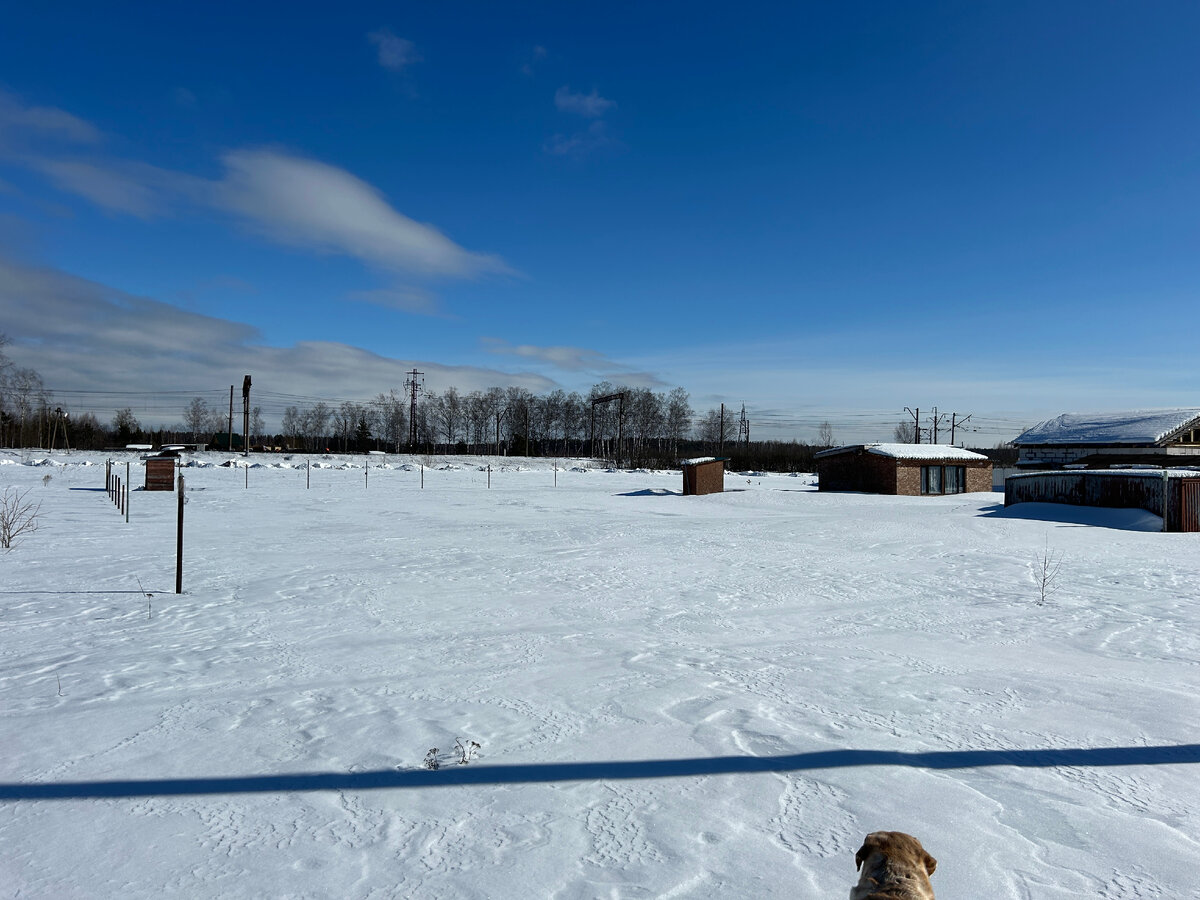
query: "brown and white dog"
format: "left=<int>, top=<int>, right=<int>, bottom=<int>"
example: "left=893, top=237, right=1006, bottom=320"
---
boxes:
left=850, top=831, right=937, bottom=900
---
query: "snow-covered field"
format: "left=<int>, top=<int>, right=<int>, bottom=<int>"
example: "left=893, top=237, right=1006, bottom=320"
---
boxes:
left=2, top=449, right=1197, bottom=898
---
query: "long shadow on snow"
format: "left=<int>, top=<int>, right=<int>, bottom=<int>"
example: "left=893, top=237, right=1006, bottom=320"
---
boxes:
left=5, top=744, right=1198, bottom=801
left=978, top=502, right=1164, bottom=532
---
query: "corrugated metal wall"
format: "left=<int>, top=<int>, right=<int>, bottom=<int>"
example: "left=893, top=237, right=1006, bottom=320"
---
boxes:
left=1005, top=472, right=1162, bottom=511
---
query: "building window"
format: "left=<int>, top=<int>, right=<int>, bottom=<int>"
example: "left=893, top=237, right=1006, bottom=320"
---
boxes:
left=922, top=465, right=966, bottom=494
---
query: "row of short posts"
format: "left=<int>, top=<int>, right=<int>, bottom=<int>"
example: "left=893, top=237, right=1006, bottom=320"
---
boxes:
left=104, top=459, right=183, bottom=593
left=297, top=457, right=566, bottom=491
left=106, top=460, right=130, bottom=523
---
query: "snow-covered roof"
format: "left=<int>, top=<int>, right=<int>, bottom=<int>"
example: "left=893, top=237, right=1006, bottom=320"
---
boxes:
left=680, top=456, right=724, bottom=466
left=817, top=443, right=988, bottom=461
left=1013, top=409, right=1200, bottom=446
left=866, top=442, right=988, bottom=461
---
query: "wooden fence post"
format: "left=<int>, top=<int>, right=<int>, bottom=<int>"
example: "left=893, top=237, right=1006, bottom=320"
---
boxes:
left=176, top=473, right=185, bottom=594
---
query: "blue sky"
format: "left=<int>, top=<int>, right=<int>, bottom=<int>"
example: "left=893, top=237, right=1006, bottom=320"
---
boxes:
left=2, top=2, right=1198, bottom=444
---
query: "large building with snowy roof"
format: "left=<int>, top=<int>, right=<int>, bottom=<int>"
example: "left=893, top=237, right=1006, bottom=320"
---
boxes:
left=815, top=443, right=993, bottom=495
left=1012, top=409, right=1200, bottom=469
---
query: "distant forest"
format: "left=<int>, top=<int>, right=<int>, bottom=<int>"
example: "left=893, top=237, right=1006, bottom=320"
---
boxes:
left=1, top=334, right=1015, bottom=471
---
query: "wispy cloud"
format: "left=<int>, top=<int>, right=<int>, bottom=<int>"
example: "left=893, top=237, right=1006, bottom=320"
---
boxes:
left=544, top=121, right=617, bottom=157
left=521, top=45, right=548, bottom=77
left=554, top=86, right=615, bottom=118
left=0, top=89, right=101, bottom=148
left=0, top=255, right=556, bottom=422
left=482, top=338, right=637, bottom=374
left=547, top=85, right=619, bottom=157
left=213, top=149, right=511, bottom=278
left=29, top=159, right=173, bottom=219
left=3, top=90, right=512, bottom=287
left=346, top=286, right=443, bottom=316
left=367, top=28, right=421, bottom=71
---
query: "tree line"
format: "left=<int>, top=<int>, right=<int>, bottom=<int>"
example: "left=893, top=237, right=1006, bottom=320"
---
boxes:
left=0, top=332, right=884, bottom=470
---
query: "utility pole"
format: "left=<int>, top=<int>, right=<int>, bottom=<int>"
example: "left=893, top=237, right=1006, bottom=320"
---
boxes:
left=719, top=403, right=726, bottom=455
left=227, top=385, right=234, bottom=453
left=950, top=412, right=972, bottom=446
left=905, top=407, right=920, bottom=443
left=930, top=407, right=948, bottom=444
left=242, top=375, right=251, bottom=456
left=49, top=407, right=71, bottom=451
left=405, top=369, right=424, bottom=447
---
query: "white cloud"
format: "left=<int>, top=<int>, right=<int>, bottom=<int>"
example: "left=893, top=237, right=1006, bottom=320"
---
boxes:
left=521, top=45, right=548, bottom=77
left=346, top=286, right=443, bottom=316
left=30, top=159, right=169, bottom=219
left=367, top=28, right=421, bottom=71
left=0, top=255, right=556, bottom=427
left=0, top=89, right=101, bottom=147
left=479, top=340, right=662, bottom=389
left=554, top=86, right=615, bottom=118
left=483, top=339, right=615, bottom=372
left=2, top=90, right=509, bottom=284
left=212, top=149, right=512, bottom=279
left=544, top=120, right=617, bottom=157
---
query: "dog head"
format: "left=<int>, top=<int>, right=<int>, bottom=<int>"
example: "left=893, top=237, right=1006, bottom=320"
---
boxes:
left=855, top=831, right=936, bottom=878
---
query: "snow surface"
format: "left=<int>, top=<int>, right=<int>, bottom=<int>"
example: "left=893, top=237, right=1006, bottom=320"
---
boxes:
left=1014, top=409, right=1200, bottom=446
left=2, top=450, right=1198, bottom=898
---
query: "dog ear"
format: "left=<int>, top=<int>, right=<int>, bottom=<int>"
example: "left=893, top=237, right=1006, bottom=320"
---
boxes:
left=923, top=852, right=937, bottom=875
left=855, top=845, right=868, bottom=871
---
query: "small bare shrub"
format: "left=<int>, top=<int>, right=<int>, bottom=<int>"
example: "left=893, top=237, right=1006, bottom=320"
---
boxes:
left=455, top=737, right=481, bottom=765
left=1, top=487, right=40, bottom=550
left=422, top=738, right=481, bottom=770
left=1033, top=543, right=1064, bottom=606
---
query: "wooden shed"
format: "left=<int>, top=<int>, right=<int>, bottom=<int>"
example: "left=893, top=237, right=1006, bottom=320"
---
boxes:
left=816, top=443, right=992, bottom=495
left=144, top=457, right=176, bottom=491
left=681, top=457, right=727, bottom=496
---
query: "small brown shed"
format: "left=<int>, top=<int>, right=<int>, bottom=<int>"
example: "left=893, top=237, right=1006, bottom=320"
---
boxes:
left=144, top=457, right=176, bottom=491
left=681, top=457, right=727, bottom=496
left=816, top=443, right=992, bottom=495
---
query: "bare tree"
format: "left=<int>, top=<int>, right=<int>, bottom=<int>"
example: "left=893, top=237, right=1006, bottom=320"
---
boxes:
left=1, top=487, right=40, bottom=550
left=1033, top=542, right=1064, bottom=606
left=250, top=406, right=265, bottom=445
left=433, top=387, right=462, bottom=448
left=665, top=387, right=693, bottom=456
left=817, top=421, right=835, bottom=448
left=281, top=406, right=301, bottom=448
left=305, top=402, right=332, bottom=451
left=695, top=407, right=736, bottom=449
left=373, top=390, right=408, bottom=452
left=893, top=420, right=916, bottom=443
left=334, top=401, right=368, bottom=452
left=564, top=391, right=587, bottom=455
left=183, top=397, right=210, bottom=442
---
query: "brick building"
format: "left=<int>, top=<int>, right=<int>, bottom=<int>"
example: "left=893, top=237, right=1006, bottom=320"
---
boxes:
left=816, top=443, right=992, bottom=495
left=1012, top=409, right=1200, bottom=469
left=681, top=457, right=726, bottom=495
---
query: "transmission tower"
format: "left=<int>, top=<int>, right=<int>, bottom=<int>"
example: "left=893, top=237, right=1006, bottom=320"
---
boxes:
left=738, top=403, right=750, bottom=446
left=405, top=369, right=424, bottom=446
